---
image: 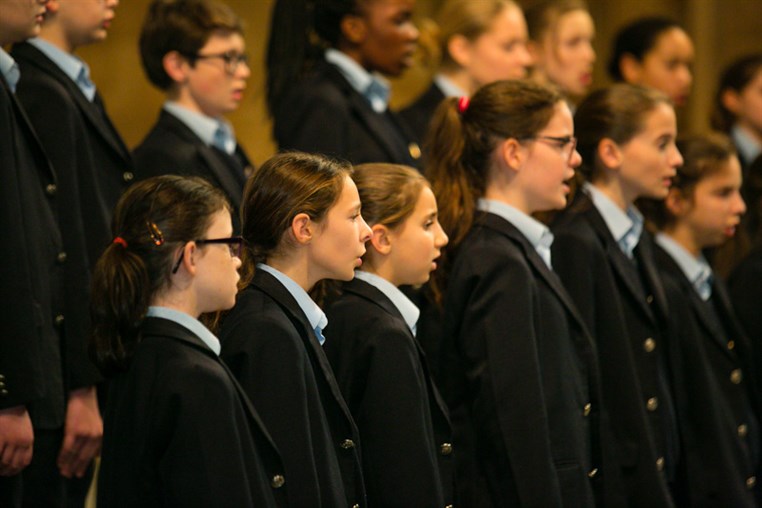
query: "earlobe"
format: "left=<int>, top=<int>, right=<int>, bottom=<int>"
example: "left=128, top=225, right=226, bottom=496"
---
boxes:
left=183, top=243, right=198, bottom=275
left=619, top=54, right=642, bottom=84
left=447, top=35, right=472, bottom=68
left=291, top=213, right=313, bottom=245
left=369, top=225, right=392, bottom=255
left=340, top=14, right=367, bottom=45
left=163, top=51, right=189, bottom=84
left=597, top=138, right=623, bottom=170
left=500, top=138, right=524, bottom=173
left=721, top=89, right=741, bottom=116
left=665, top=188, right=686, bottom=217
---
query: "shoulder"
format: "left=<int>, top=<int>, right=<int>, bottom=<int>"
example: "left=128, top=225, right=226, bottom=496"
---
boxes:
left=222, top=287, right=304, bottom=350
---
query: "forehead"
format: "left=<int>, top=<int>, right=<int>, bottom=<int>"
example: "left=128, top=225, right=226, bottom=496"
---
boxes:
left=200, top=31, right=245, bottom=52
left=649, top=28, right=694, bottom=57
left=554, top=9, right=594, bottom=38
left=638, top=102, right=677, bottom=134
left=487, top=4, right=527, bottom=37
left=541, top=101, right=574, bottom=131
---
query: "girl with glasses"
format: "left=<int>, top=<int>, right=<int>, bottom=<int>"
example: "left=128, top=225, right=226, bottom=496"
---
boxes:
left=322, top=163, right=452, bottom=507
left=91, top=175, right=285, bottom=507
left=220, top=152, right=372, bottom=508
left=423, top=79, right=607, bottom=506
left=551, top=84, right=684, bottom=507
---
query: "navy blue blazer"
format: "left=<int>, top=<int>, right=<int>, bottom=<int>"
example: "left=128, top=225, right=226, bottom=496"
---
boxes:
left=552, top=191, right=677, bottom=508
left=272, top=59, right=420, bottom=167
left=323, top=277, right=454, bottom=507
left=441, top=211, right=606, bottom=507
left=221, top=269, right=366, bottom=508
left=97, top=317, right=287, bottom=507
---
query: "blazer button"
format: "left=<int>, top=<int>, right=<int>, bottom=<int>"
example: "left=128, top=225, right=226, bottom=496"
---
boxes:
left=747, top=476, right=756, bottom=489
left=738, top=424, right=748, bottom=437
left=0, top=381, right=5, bottom=389
left=57, top=251, right=67, bottom=264
left=656, top=457, right=665, bottom=471
left=440, top=443, right=453, bottom=456
left=0, top=374, right=5, bottom=381
left=270, top=474, right=285, bottom=489
left=0, top=389, right=8, bottom=397
left=643, top=338, right=655, bottom=353
left=646, top=295, right=654, bottom=304
left=588, top=467, right=598, bottom=479
left=45, top=183, right=57, bottom=196
left=54, top=314, right=65, bottom=326
left=352, top=504, right=360, bottom=508
left=731, top=369, right=743, bottom=384
left=123, top=171, right=134, bottom=182
left=727, top=340, right=735, bottom=350
left=340, top=439, right=355, bottom=450
left=445, top=505, right=454, bottom=508
left=583, top=403, right=592, bottom=416
left=647, top=397, right=659, bottom=412
left=408, top=142, right=422, bottom=160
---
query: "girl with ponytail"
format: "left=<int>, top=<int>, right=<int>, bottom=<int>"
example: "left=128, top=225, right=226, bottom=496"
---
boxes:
left=266, top=0, right=422, bottom=166
left=424, top=80, right=608, bottom=506
left=92, top=175, right=285, bottom=507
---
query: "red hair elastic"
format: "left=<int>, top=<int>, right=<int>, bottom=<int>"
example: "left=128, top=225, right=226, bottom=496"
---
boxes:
left=457, top=95, right=470, bottom=114
left=113, top=237, right=128, bottom=248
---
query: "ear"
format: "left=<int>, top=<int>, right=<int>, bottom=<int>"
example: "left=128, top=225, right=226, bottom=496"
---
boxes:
left=664, top=187, right=688, bottom=217
left=290, top=213, right=314, bottom=245
left=619, top=53, right=642, bottom=84
left=162, top=51, right=190, bottom=84
left=368, top=224, right=392, bottom=255
left=721, top=88, right=742, bottom=116
left=340, top=13, right=367, bottom=45
left=44, top=0, right=61, bottom=15
left=526, top=39, right=543, bottom=66
left=597, top=138, right=623, bottom=171
left=446, top=34, right=472, bottom=68
left=498, top=138, right=525, bottom=173
left=180, top=242, right=199, bottom=276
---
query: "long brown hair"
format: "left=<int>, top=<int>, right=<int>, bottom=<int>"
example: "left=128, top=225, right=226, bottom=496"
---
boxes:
left=90, top=176, right=229, bottom=375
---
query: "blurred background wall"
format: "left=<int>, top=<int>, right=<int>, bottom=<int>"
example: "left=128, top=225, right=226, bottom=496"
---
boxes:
left=79, top=0, right=762, bottom=166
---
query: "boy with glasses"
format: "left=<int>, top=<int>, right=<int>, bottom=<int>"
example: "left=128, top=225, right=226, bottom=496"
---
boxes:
left=133, top=0, right=253, bottom=233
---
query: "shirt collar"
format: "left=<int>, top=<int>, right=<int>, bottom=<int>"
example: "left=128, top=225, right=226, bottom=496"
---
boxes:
left=163, top=101, right=236, bottom=154
left=731, top=124, right=761, bottom=165
left=584, top=183, right=643, bottom=258
left=0, top=48, right=20, bottom=92
left=28, top=38, right=96, bottom=101
left=477, top=198, right=554, bottom=268
left=655, top=233, right=713, bottom=300
left=325, top=48, right=390, bottom=113
left=353, top=270, right=420, bottom=335
left=433, top=74, right=467, bottom=98
left=145, top=306, right=221, bottom=355
left=256, top=263, right=328, bottom=333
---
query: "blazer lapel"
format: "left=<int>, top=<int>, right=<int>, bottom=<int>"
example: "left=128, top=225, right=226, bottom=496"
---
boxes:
left=13, top=43, right=131, bottom=162
left=197, top=145, right=245, bottom=210
left=253, top=270, right=357, bottom=428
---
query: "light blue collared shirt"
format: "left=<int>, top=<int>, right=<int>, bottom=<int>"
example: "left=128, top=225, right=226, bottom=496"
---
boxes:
left=477, top=198, right=554, bottom=268
left=655, top=233, right=713, bottom=300
left=145, top=306, right=221, bottom=355
left=354, top=270, right=420, bottom=335
left=163, top=101, right=236, bottom=155
left=0, top=48, right=20, bottom=92
left=325, top=48, right=390, bottom=113
left=732, top=124, right=761, bottom=166
left=28, top=38, right=96, bottom=101
left=584, top=183, right=643, bottom=259
left=256, top=263, right=328, bottom=344
left=433, top=74, right=466, bottom=98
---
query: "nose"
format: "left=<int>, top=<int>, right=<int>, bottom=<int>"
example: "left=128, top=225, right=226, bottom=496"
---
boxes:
left=518, top=43, right=534, bottom=68
left=569, top=148, right=582, bottom=168
left=735, top=192, right=747, bottom=216
left=359, top=215, right=372, bottom=242
left=584, top=41, right=596, bottom=64
left=435, top=221, right=449, bottom=248
left=233, top=255, right=242, bottom=269
left=408, top=22, right=420, bottom=43
left=238, top=60, right=251, bottom=79
left=670, top=145, right=684, bottom=168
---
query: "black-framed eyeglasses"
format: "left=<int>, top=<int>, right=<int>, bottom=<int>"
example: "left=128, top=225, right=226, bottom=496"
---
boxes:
left=523, top=135, right=578, bottom=163
left=171, top=236, right=244, bottom=274
left=185, top=51, right=249, bottom=74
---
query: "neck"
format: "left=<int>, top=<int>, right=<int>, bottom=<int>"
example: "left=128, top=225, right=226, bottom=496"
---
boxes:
left=334, top=44, right=371, bottom=73
left=485, top=170, right=531, bottom=214
left=590, top=175, right=633, bottom=211
left=737, top=120, right=762, bottom=147
left=266, top=252, right=315, bottom=292
left=361, top=255, right=400, bottom=287
left=170, top=91, right=219, bottom=119
left=440, top=68, right=476, bottom=95
left=150, top=292, right=201, bottom=319
left=663, top=224, right=702, bottom=258
left=38, top=26, right=76, bottom=54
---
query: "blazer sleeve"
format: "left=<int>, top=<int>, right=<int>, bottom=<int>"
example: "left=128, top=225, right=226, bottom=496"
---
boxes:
left=454, top=248, right=563, bottom=507
left=357, top=321, right=445, bottom=507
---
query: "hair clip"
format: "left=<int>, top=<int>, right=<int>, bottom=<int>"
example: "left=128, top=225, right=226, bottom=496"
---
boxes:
left=113, top=237, right=128, bottom=248
left=147, top=221, right=164, bottom=246
left=457, top=96, right=470, bottom=114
